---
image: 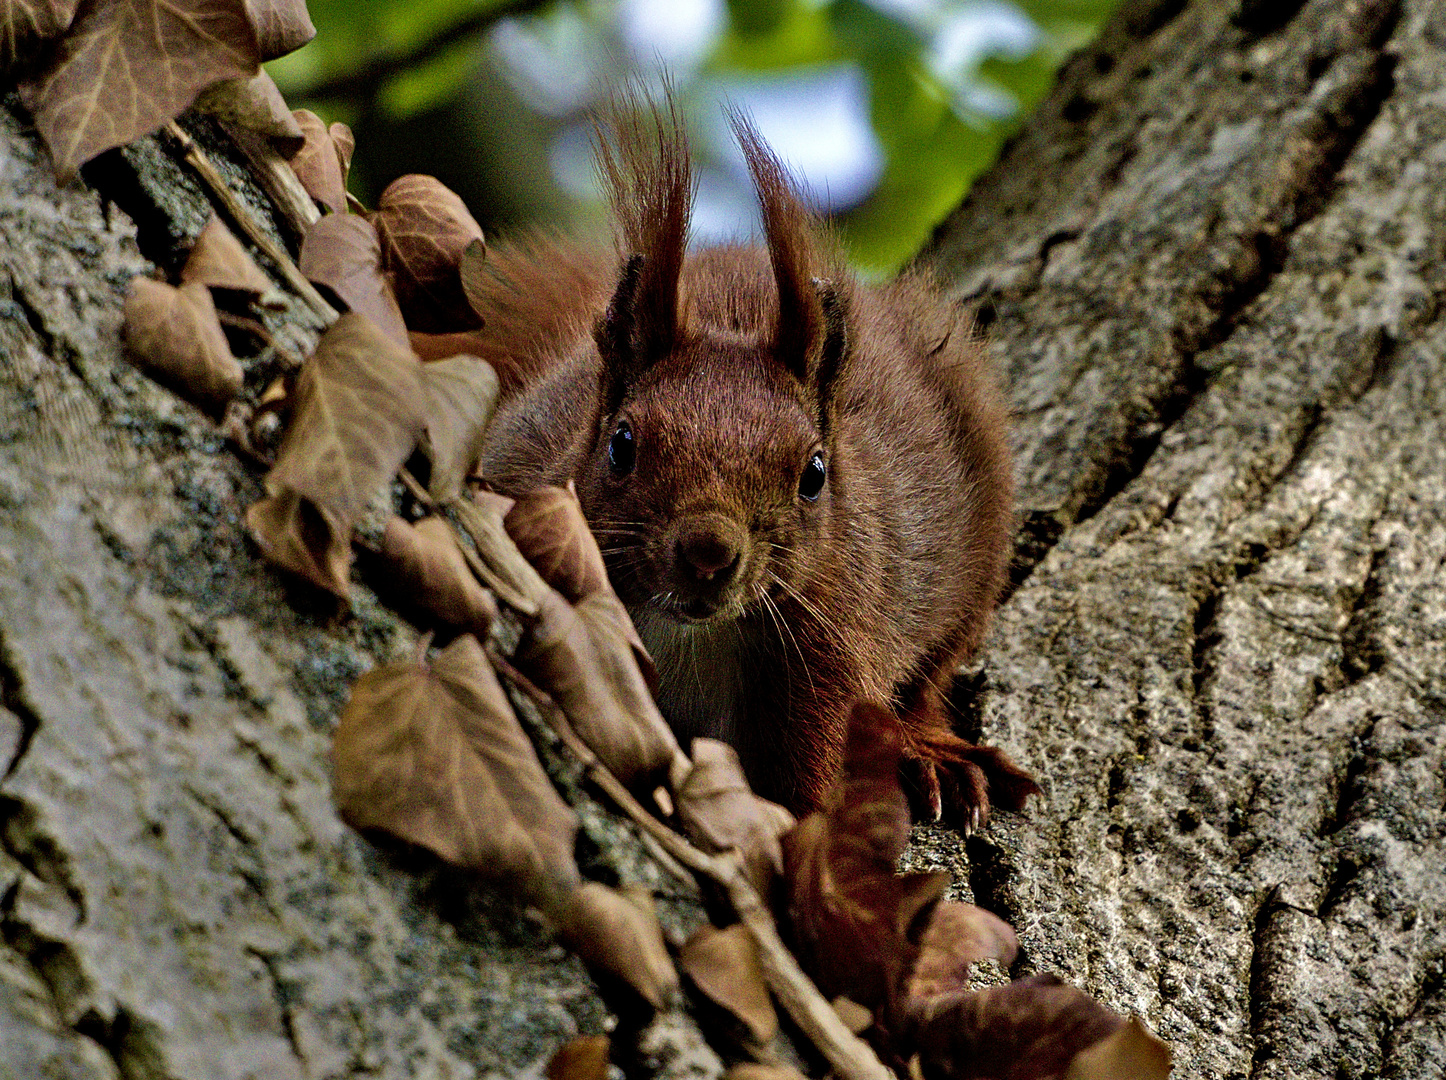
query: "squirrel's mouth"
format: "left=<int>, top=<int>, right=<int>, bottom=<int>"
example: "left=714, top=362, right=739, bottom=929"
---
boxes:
left=649, top=591, right=744, bottom=625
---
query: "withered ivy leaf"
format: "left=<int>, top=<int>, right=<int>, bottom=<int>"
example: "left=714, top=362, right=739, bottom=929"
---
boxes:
left=724, top=1066, right=809, bottom=1080
left=904, top=901, right=1018, bottom=1005
left=409, top=329, right=490, bottom=364
left=516, top=588, right=681, bottom=789
left=678, top=923, right=778, bottom=1049
left=545, top=1035, right=611, bottom=1080
left=288, top=108, right=346, bottom=215
left=245, top=311, right=425, bottom=597
left=419, top=354, right=499, bottom=502
left=1065, top=1016, right=1172, bottom=1079
left=329, top=120, right=353, bottom=187
left=332, top=633, right=581, bottom=910
left=504, top=484, right=609, bottom=603
left=179, top=214, right=273, bottom=295
left=557, top=883, right=678, bottom=1010
left=123, top=276, right=242, bottom=415
left=378, top=515, right=496, bottom=634
left=504, top=484, right=658, bottom=691
left=192, top=69, right=303, bottom=152
left=371, top=174, right=486, bottom=333
left=20, top=0, right=261, bottom=180
left=780, top=701, right=951, bottom=1013
left=299, top=214, right=409, bottom=348
left=676, top=738, right=794, bottom=899
left=0, top=0, right=79, bottom=71
left=908, top=974, right=1170, bottom=1080
left=243, top=0, right=311, bottom=59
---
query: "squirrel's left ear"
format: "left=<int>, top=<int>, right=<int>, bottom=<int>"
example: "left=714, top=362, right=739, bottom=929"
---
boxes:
left=729, top=108, right=850, bottom=429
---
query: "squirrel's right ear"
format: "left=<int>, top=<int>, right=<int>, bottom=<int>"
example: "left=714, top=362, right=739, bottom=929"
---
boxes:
left=592, top=88, right=692, bottom=413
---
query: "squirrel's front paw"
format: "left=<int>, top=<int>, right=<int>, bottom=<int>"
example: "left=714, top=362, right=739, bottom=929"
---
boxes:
left=901, top=737, right=1040, bottom=832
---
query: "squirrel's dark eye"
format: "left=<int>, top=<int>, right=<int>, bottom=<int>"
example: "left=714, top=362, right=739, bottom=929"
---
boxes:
left=607, top=421, right=636, bottom=476
left=799, top=451, right=826, bottom=501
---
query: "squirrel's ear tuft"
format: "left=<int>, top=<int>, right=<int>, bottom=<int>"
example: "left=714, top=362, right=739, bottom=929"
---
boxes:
left=728, top=108, right=849, bottom=410
left=593, top=85, right=693, bottom=409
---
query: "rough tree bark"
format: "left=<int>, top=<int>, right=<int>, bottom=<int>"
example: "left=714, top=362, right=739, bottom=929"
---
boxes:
left=0, top=2, right=1440, bottom=1080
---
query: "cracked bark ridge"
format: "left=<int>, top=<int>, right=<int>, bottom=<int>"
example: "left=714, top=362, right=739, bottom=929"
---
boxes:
left=911, top=1, right=1446, bottom=1078
left=0, top=97, right=609, bottom=1078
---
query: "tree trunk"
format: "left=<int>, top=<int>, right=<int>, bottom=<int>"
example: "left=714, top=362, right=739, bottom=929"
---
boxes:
left=0, top=2, right=1441, bottom=1079
left=914, top=1, right=1445, bottom=1078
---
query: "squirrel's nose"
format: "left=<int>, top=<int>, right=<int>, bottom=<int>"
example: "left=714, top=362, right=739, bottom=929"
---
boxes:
left=673, top=516, right=743, bottom=584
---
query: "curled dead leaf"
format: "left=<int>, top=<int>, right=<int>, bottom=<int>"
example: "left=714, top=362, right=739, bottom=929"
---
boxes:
left=504, top=484, right=608, bottom=602
left=504, top=484, right=659, bottom=690
left=299, top=214, right=409, bottom=348
left=0, top=0, right=78, bottom=72
left=332, top=633, right=580, bottom=910
left=246, top=312, right=425, bottom=597
left=244, top=0, right=313, bottom=60
left=371, top=174, right=486, bottom=332
left=909, top=974, right=1169, bottom=1080
left=676, top=739, right=793, bottom=899
left=546, top=1035, right=611, bottom=1080
left=780, top=702, right=950, bottom=1013
left=377, top=515, right=496, bottom=633
left=517, top=589, right=680, bottom=789
left=679, top=923, right=778, bottom=1049
left=123, top=276, right=243, bottom=415
left=409, top=328, right=489, bottom=363
left=20, top=0, right=261, bottom=180
left=192, top=69, right=304, bottom=152
left=905, top=902, right=1018, bottom=1005
left=419, top=354, right=500, bottom=501
left=724, top=1067, right=809, bottom=1080
left=180, top=214, right=274, bottom=295
left=289, top=108, right=347, bottom=215
left=329, top=121, right=354, bottom=186
left=557, top=883, right=678, bottom=1011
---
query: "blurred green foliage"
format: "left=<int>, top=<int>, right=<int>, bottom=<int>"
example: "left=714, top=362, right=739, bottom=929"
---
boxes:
left=269, top=0, right=1117, bottom=273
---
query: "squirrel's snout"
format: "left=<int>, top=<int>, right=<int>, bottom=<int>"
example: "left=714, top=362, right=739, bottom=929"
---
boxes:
left=670, top=513, right=745, bottom=590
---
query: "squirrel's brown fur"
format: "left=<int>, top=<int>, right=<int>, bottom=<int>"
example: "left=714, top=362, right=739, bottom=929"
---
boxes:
left=474, top=94, right=1038, bottom=821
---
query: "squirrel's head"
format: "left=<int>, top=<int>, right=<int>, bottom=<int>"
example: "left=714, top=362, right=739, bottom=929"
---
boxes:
left=575, top=95, right=850, bottom=627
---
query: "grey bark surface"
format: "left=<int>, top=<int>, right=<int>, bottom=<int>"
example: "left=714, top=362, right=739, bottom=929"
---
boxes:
left=913, top=1, right=1445, bottom=1078
left=0, top=1, right=1441, bottom=1078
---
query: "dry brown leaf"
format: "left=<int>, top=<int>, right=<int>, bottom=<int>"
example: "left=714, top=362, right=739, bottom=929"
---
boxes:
left=192, top=69, right=304, bottom=152
left=409, top=328, right=489, bottom=363
left=909, top=974, right=1169, bottom=1080
left=332, top=633, right=580, bottom=909
left=676, top=739, right=794, bottom=899
left=419, top=354, right=500, bottom=501
left=123, top=276, right=243, bottom=414
left=288, top=108, right=347, bottom=215
left=905, top=902, right=1018, bottom=1004
left=377, top=515, right=497, bottom=633
left=180, top=214, right=274, bottom=295
left=371, top=175, right=485, bottom=332
left=780, top=702, right=951, bottom=1014
left=504, top=484, right=659, bottom=690
left=245, top=486, right=350, bottom=596
left=19, top=0, right=261, bottom=180
left=505, top=484, right=609, bottom=603
left=832, top=996, right=873, bottom=1035
left=679, top=923, right=778, bottom=1048
left=725, top=1066, right=809, bottom=1080
left=517, top=589, right=680, bottom=789
left=458, top=234, right=490, bottom=315
left=0, top=0, right=78, bottom=71
left=245, top=311, right=425, bottom=597
left=1064, top=1017, right=1172, bottom=1080
left=557, top=883, right=678, bottom=1010
left=329, top=120, right=354, bottom=185
left=244, top=0, right=312, bottom=59
left=546, top=1035, right=611, bottom=1080
left=299, top=214, right=409, bottom=348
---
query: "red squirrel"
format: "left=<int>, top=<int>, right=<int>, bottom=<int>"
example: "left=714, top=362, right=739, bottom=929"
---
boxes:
left=472, top=97, right=1038, bottom=825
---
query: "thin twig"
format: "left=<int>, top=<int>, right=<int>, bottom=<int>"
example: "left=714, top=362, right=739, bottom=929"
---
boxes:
left=491, top=652, right=896, bottom=1080
left=165, top=120, right=338, bottom=327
